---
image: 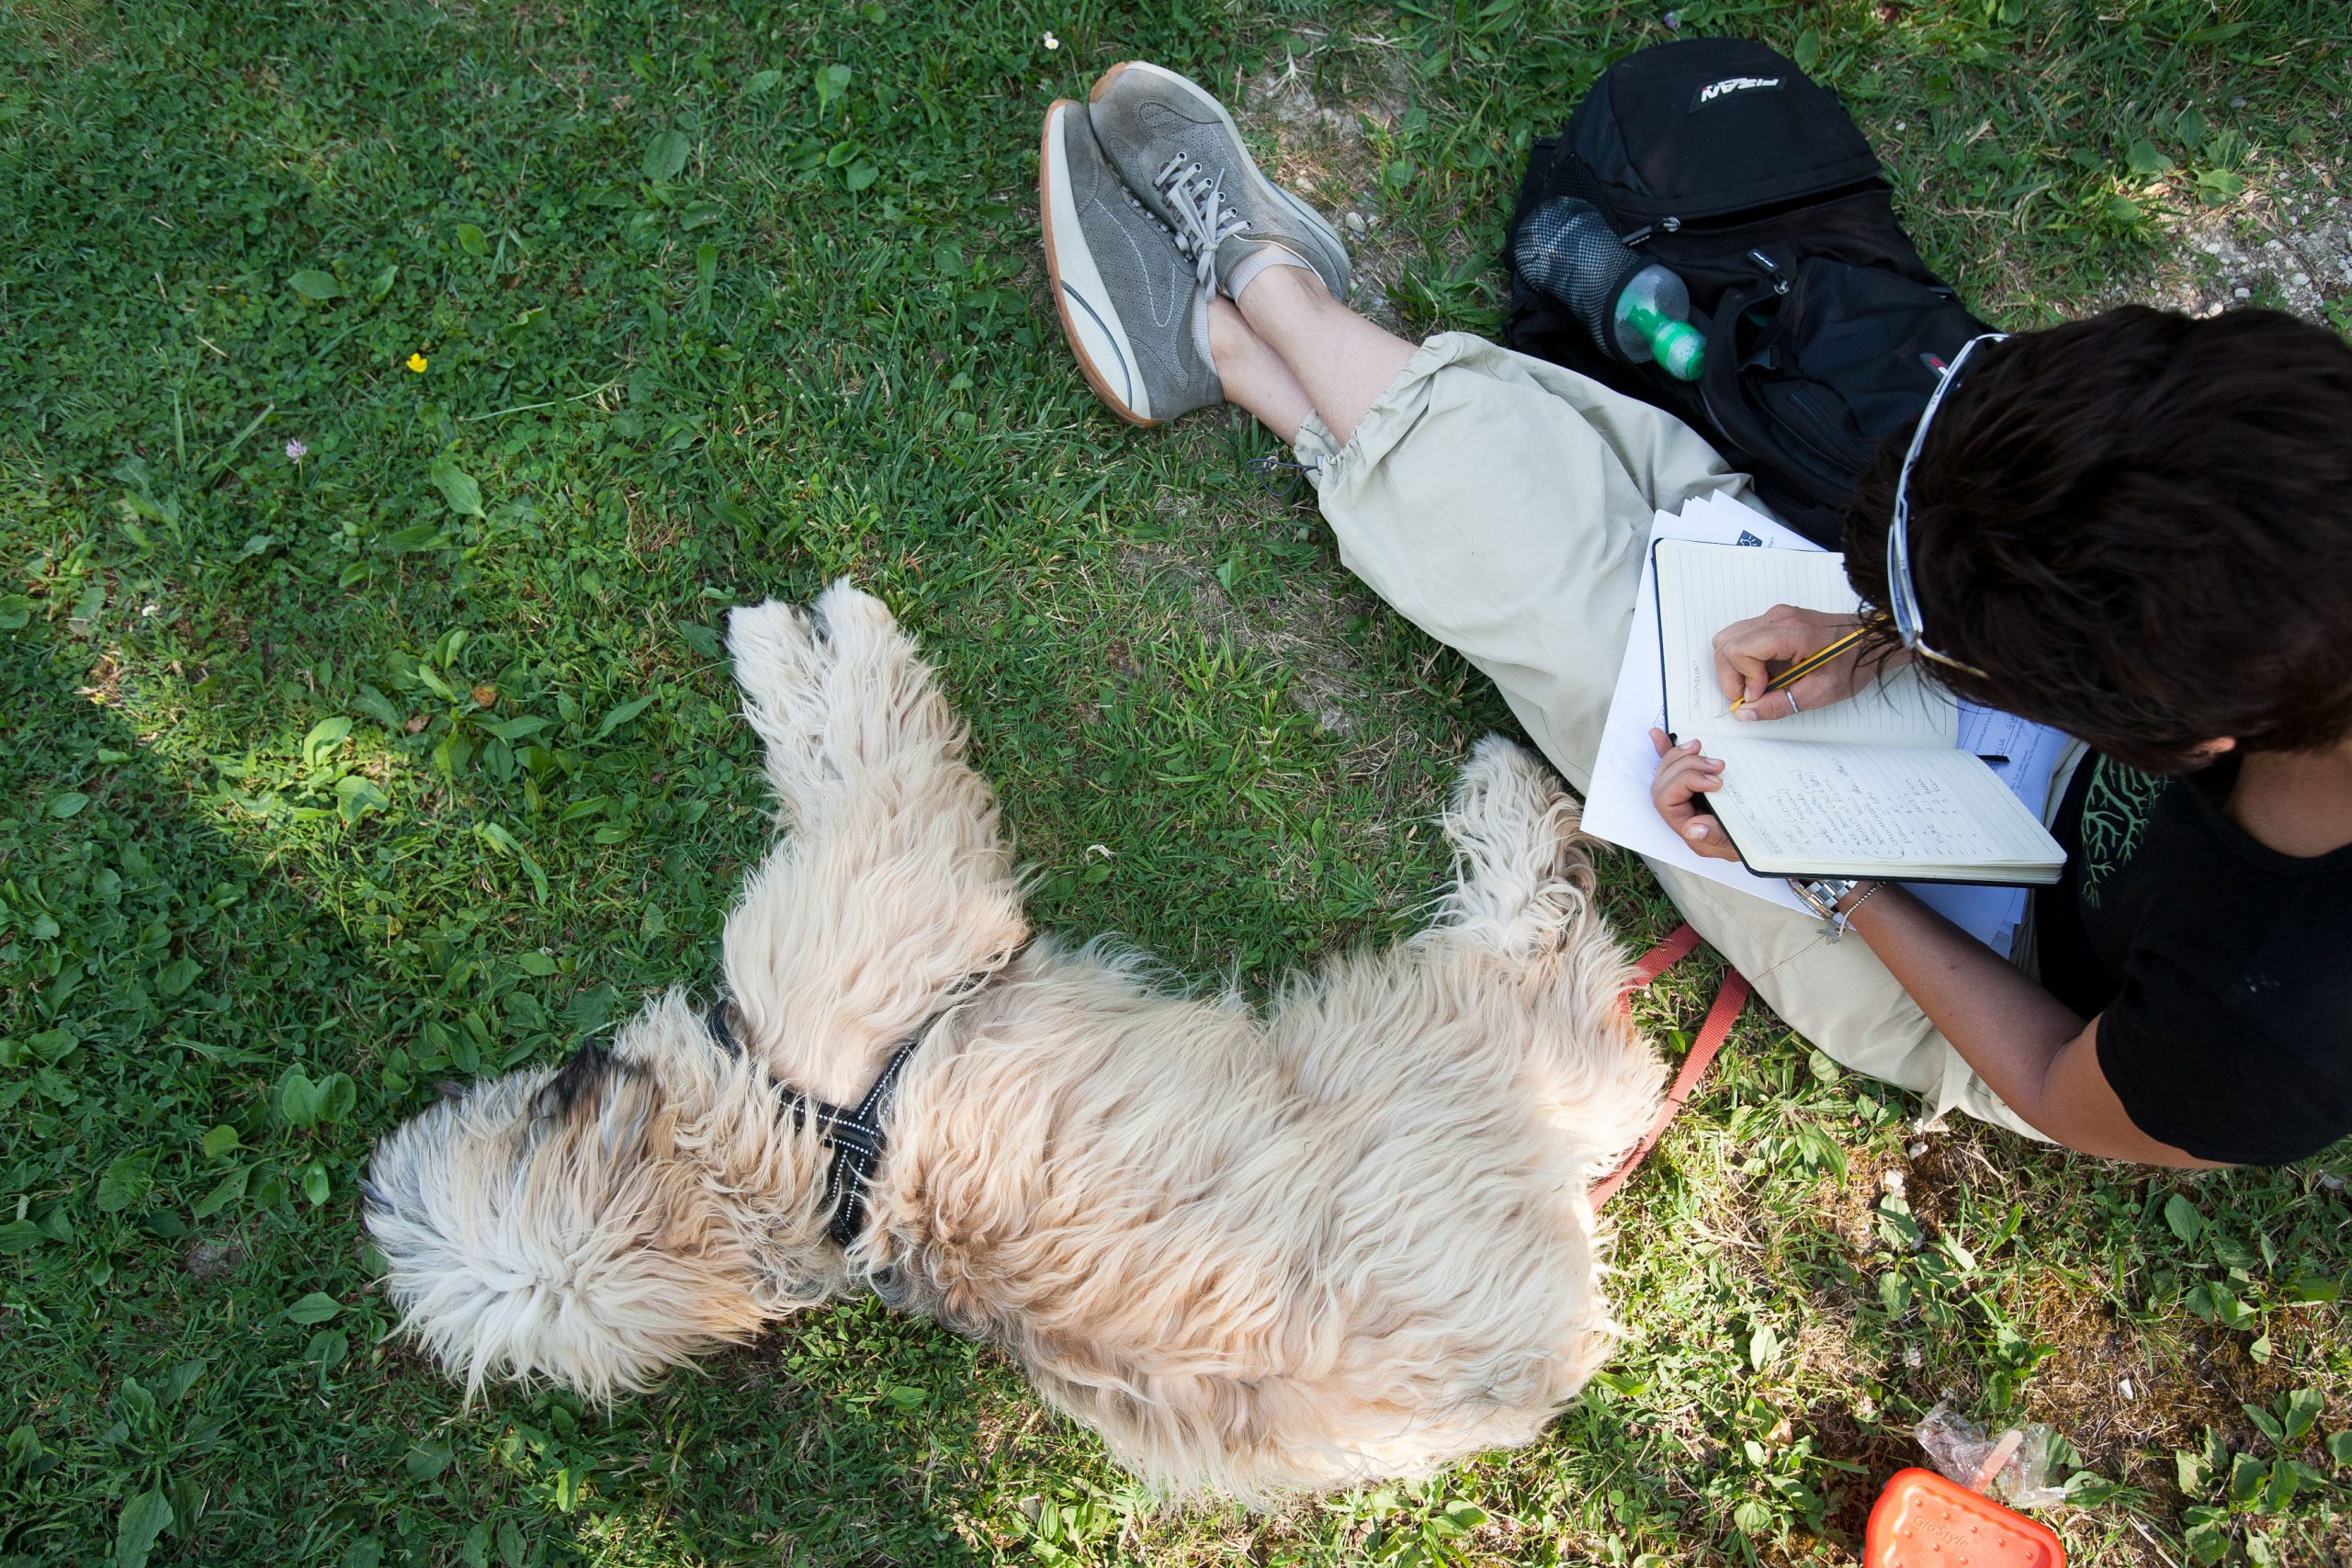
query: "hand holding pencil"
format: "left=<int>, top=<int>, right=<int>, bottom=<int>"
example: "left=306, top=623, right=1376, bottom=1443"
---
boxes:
left=1710, top=604, right=1886, bottom=722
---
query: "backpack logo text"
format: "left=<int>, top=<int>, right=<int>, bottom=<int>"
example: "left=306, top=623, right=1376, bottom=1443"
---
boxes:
left=1689, top=75, right=1783, bottom=111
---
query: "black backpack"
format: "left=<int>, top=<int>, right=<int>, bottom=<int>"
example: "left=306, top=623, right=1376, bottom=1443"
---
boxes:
left=1503, top=37, right=1991, bottom=547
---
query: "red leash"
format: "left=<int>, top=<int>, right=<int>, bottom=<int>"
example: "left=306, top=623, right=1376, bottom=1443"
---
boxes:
left=1589, top=922, right=1751, bottom=1208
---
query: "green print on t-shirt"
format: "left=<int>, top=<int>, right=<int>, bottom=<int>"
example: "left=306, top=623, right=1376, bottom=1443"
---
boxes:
left=2076, top=758, right=2167, bottom=908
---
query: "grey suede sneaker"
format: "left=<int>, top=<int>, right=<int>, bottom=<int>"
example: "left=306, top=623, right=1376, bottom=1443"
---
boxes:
left=1039, top=98, right=1222, bottom=427
left=1086, top=61, right=1351, bottom=304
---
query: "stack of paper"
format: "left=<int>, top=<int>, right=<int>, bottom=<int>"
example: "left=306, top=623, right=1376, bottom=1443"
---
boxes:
left=1577, top=491, right=2073, bottom=955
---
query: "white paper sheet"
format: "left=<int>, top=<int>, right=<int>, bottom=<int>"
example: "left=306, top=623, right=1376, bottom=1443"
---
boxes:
left=1577, top=491, right=2068, bottom=953
left=1580, top=491, right=1815, bottom=916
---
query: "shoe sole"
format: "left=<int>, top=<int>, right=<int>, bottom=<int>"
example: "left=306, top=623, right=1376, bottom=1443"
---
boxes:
left=1039, top=99, right=1159, bottom=427
left=1089, top=60, right=1351, bottom=302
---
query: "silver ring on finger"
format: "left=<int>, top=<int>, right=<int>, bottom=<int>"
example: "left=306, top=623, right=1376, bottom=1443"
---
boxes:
left=1785, top=689, right=1802, bottom=716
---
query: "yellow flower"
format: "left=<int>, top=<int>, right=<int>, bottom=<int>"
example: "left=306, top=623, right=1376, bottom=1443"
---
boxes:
left=406, top=352, right=428, bottom=373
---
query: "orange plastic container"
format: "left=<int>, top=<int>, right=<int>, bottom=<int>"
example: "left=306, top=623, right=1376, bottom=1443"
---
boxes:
left=1864, top=1469, right=2065, bottom=1568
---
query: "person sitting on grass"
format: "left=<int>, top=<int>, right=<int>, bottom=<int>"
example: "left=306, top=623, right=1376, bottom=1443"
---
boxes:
left=1037, top=63, right=2352, bottom=1168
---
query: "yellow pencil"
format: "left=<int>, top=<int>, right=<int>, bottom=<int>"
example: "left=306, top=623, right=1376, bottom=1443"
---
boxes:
left=1723, top=621, right=1876, bottom=717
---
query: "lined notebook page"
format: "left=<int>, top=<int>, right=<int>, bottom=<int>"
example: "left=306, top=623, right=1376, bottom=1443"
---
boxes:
left=1655, top=540, right=1958, bottom=749
left=1704, top=739, right=2064, bottom=878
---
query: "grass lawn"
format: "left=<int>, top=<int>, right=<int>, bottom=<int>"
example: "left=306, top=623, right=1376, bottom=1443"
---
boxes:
left=4, top=0, right=2349, bottom=1563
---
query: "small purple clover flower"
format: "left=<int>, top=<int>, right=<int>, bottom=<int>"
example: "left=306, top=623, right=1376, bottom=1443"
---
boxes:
left=285, top=438, right=309, bottom=463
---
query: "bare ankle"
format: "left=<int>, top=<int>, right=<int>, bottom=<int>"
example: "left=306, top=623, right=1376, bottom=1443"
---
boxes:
left=1204, top=296, right=1260, bottom=378
left=1233, top=260, right=1329, bottom=328
left=1204, top=296, right=1311, bottom=442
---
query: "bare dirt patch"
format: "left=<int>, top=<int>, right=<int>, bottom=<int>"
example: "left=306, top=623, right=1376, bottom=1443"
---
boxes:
left=1797, top=1125, right=2349, bottom=1567
left=1238, top=44, right=1419, bottom=333
left=2094, top=155, right=2348, bottom=324
left=182, top=1234, right=248, bottom=1282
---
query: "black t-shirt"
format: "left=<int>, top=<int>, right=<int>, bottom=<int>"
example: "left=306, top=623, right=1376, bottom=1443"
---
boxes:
left=2035, top=754, right=2352, bottom=1165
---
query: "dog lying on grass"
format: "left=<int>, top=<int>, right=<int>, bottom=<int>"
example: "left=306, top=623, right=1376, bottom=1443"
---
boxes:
left=364, top=582, right=1664, bottom=1501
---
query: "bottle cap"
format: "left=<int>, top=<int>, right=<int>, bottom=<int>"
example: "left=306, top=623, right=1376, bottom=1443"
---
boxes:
left=1654, top=320, right=1706, bottom=381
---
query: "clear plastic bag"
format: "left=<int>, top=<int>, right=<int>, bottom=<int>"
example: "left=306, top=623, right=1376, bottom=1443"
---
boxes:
left=1914, top=1401, right=2067, bottom=1509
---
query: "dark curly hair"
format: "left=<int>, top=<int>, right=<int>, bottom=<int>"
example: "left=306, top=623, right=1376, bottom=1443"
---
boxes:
left=1843, top=306, right=2352, bottom=773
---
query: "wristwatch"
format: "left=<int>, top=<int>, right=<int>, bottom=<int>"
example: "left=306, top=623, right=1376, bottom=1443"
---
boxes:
left=1789, top=876, right=1860, bottom=939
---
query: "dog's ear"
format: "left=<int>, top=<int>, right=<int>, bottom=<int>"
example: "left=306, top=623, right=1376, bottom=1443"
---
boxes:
left=533, top=1043, right=654, bottom=1151
left=533, top=1042, right=625, bottom=1120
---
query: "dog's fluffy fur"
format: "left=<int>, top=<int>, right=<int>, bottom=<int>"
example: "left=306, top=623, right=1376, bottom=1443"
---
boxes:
left=365, top=582, right=1664, bottom=1501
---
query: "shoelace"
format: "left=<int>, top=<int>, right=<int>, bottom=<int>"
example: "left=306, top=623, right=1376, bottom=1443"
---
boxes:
left=1154, top=153, right=1250, bottom=288
left=1122, top=187, right=1199, bottom=265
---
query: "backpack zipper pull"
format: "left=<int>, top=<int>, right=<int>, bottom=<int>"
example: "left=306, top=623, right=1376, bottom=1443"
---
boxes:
left=1747, top=249, right=1792, bottom=295
left=1623, top=215, right=1679, bottom=248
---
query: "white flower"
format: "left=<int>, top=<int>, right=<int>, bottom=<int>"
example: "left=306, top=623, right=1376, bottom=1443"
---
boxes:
left=1043, top=31, right=1059, bottom=50
left=285, top=438, right=309, bottom=462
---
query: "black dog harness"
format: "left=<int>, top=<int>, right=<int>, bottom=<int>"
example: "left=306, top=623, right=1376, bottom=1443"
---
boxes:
left=705, top=950, right=1022, bottom=1247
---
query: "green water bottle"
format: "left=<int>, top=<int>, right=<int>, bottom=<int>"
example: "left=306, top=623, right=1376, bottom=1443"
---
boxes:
left=1612, top=265, right=1706, bottom=382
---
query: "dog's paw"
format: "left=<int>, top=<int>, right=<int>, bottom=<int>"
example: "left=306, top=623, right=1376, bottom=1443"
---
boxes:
left=1434, top=737, right=1590, bottom=953
left=1446, top=737, right=1576, bottom=852
left=805, top=581, right=916, bottom=678
left=728, top=598, right=833, bottom=706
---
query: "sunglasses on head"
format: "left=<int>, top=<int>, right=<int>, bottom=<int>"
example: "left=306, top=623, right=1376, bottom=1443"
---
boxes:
left=1886, top=332, right=2008, bottom=682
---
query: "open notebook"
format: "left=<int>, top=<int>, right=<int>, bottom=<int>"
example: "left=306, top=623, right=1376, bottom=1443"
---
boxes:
left=1656, top=538, right=2065, bottom=885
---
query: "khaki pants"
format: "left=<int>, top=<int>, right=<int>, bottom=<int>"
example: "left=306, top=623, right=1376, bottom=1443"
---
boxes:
left=1293, top=332, right=2049, bottom=1137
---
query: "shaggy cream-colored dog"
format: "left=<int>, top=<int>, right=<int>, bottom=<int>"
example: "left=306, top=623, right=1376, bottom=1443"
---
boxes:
left=365, top=581, right=1664, bottom=1501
